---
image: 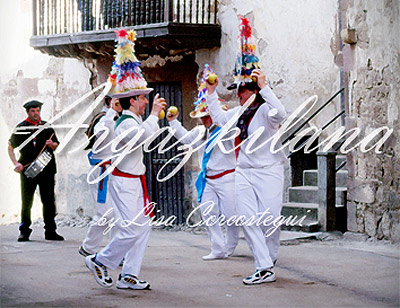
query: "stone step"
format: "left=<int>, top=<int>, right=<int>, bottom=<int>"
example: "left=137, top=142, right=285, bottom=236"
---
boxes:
left=282, top=202, right=319, bottom=221
left=303, top=169, right=348, bottom=187
left=281, top=202, right=347, bottom=232
left=288, top=186, right=347, bottom=205
left=280, top=218, right=321, bottom=232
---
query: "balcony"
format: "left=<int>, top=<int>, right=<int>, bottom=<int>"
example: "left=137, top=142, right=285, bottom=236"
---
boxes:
left=30, top=0, right=221, bottom=58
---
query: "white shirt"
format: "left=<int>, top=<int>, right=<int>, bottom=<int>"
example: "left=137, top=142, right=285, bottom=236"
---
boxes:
left=169, top=119, right=236, bottom=176
left=113, top=110, right=159, bottom=175
left=206, top=86, right=287, bottom=168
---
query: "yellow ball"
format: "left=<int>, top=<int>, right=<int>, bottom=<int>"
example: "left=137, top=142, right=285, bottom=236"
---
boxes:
left=158, top=109, right=165, bottom=119
left=168, top=106, right=178, bottom=116
left=207, top=73, right=218, bottom=85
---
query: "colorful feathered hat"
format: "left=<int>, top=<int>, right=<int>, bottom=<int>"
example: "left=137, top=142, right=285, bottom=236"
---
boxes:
left=227, top=17, right=260, bottom=90
left=190, top=64, right=227, bottom=118
left=108, top=29, right=153, bottom=98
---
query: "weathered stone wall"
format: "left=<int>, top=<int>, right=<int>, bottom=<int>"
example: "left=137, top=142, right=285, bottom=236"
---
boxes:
left=0, top=1, right=97, bottom=224
left=345, top=0, right=400, bottom=242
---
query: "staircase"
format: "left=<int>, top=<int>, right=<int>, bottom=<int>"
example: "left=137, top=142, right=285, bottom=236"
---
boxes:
left=282, top=155, right=347, bottom=232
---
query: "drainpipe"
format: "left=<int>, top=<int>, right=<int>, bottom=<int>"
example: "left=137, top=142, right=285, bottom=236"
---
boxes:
left=338, top=0, right=350, bottom=127
left=338, top=0, right=345, bottom=126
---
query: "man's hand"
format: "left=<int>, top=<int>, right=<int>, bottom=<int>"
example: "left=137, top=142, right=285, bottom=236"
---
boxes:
left=206, top=76, right=219, bottom=95
left=166, top=109, right=179, bottom=122
left=14, top=162, right=24, bottom=173
left=46, top=140, right=58, bottom=151
left=8, top=143, right=23, bottom=173
left=251, top=69, right=267, bottom=89
left=150, top=94, right=167, bottom=118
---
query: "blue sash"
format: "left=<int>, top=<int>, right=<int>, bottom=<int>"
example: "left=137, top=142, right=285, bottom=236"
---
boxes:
left=194, top=126, right=221, bottom=202
left=88, top=151, right=110, bottom=204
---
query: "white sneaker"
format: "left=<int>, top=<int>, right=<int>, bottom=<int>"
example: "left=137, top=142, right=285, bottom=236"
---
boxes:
left=243, top=269, right=276, bottom=285
left=225, top=251, right=234, bottom=258
left=116, top=274, right=151, bottom=290
left=78, top=246, right=91, bottom=257
left=85, top=255, right=113, bottom=288
left=202, top=253, right=227, bottom=261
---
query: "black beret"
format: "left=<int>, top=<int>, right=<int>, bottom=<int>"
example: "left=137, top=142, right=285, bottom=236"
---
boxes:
left=23, top=100, right=43, bottom=110
left=227, top=81, right=260, bottom=92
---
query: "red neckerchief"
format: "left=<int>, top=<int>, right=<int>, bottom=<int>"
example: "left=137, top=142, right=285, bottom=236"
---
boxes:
left=25, top=117, right=41, bottom=126
left=25, top=118, right=41, bottom=147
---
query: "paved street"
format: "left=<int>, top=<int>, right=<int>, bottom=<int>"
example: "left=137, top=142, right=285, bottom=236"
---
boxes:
left=1, top=223, right=399, bottom=307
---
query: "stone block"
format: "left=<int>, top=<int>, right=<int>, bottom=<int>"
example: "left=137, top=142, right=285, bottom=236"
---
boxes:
left=380, top=211, right=391, bottom=239
left=385, top=192, right=400, bottom=210
left=375, top=186, right=384, bottom=203
left=348, top=181, right=375, bottom=204
left=347, top=201, right=358, bottom=232
left=364, top=210, right=377, bottom=237
left=346, top=152, right=356, bottom=178
left=390, top=221, right=400, bottom=243
left=390, top=212, right=400, bottom=243
left=357, top=158, right=367, bottom=179
left=343, top=231, right=368, bottom=241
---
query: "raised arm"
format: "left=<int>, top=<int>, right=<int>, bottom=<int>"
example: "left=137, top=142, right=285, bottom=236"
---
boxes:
left=206, top=77, right=239, bottom=129
left=167, top=109, right=205, bottom=146
left=252, top=69, right=287, bottom=125
left=94, top=107, right=118, bottom=136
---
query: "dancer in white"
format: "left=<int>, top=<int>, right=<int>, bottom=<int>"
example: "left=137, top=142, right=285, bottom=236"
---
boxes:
left=167, top=66, right=239, bottom=259
left=85, top=29, right=166, bottom=290
left=206, top=67, right=287, bottom=284
left=79, top=97, right=122, bottom=257
left=205, top=17, right=287, bottom=285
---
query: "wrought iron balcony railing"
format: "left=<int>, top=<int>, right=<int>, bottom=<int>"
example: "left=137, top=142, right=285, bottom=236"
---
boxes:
left=31, top=0, right=220, bottom=57
left=33, top=0, right=218, bottom=35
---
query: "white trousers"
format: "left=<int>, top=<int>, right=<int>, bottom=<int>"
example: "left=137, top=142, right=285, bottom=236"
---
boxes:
left=235, top=164, right=284, bottom=270
left=96, top=175, right=151, bottom=277
left=201, top=172, right=239, bottom=256
left=81, top=166, right=115, bottom=254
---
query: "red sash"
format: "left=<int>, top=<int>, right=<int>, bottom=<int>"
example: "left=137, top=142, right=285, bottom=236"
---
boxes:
left=206, top=169, right=235, bottom=180
left=112, top=168, right=154, bottom=217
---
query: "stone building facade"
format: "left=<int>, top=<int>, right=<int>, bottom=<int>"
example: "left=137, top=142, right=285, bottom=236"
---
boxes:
left=344, top=0, right=400, bottom=242
left=0, top=0, right=398, bottom=242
